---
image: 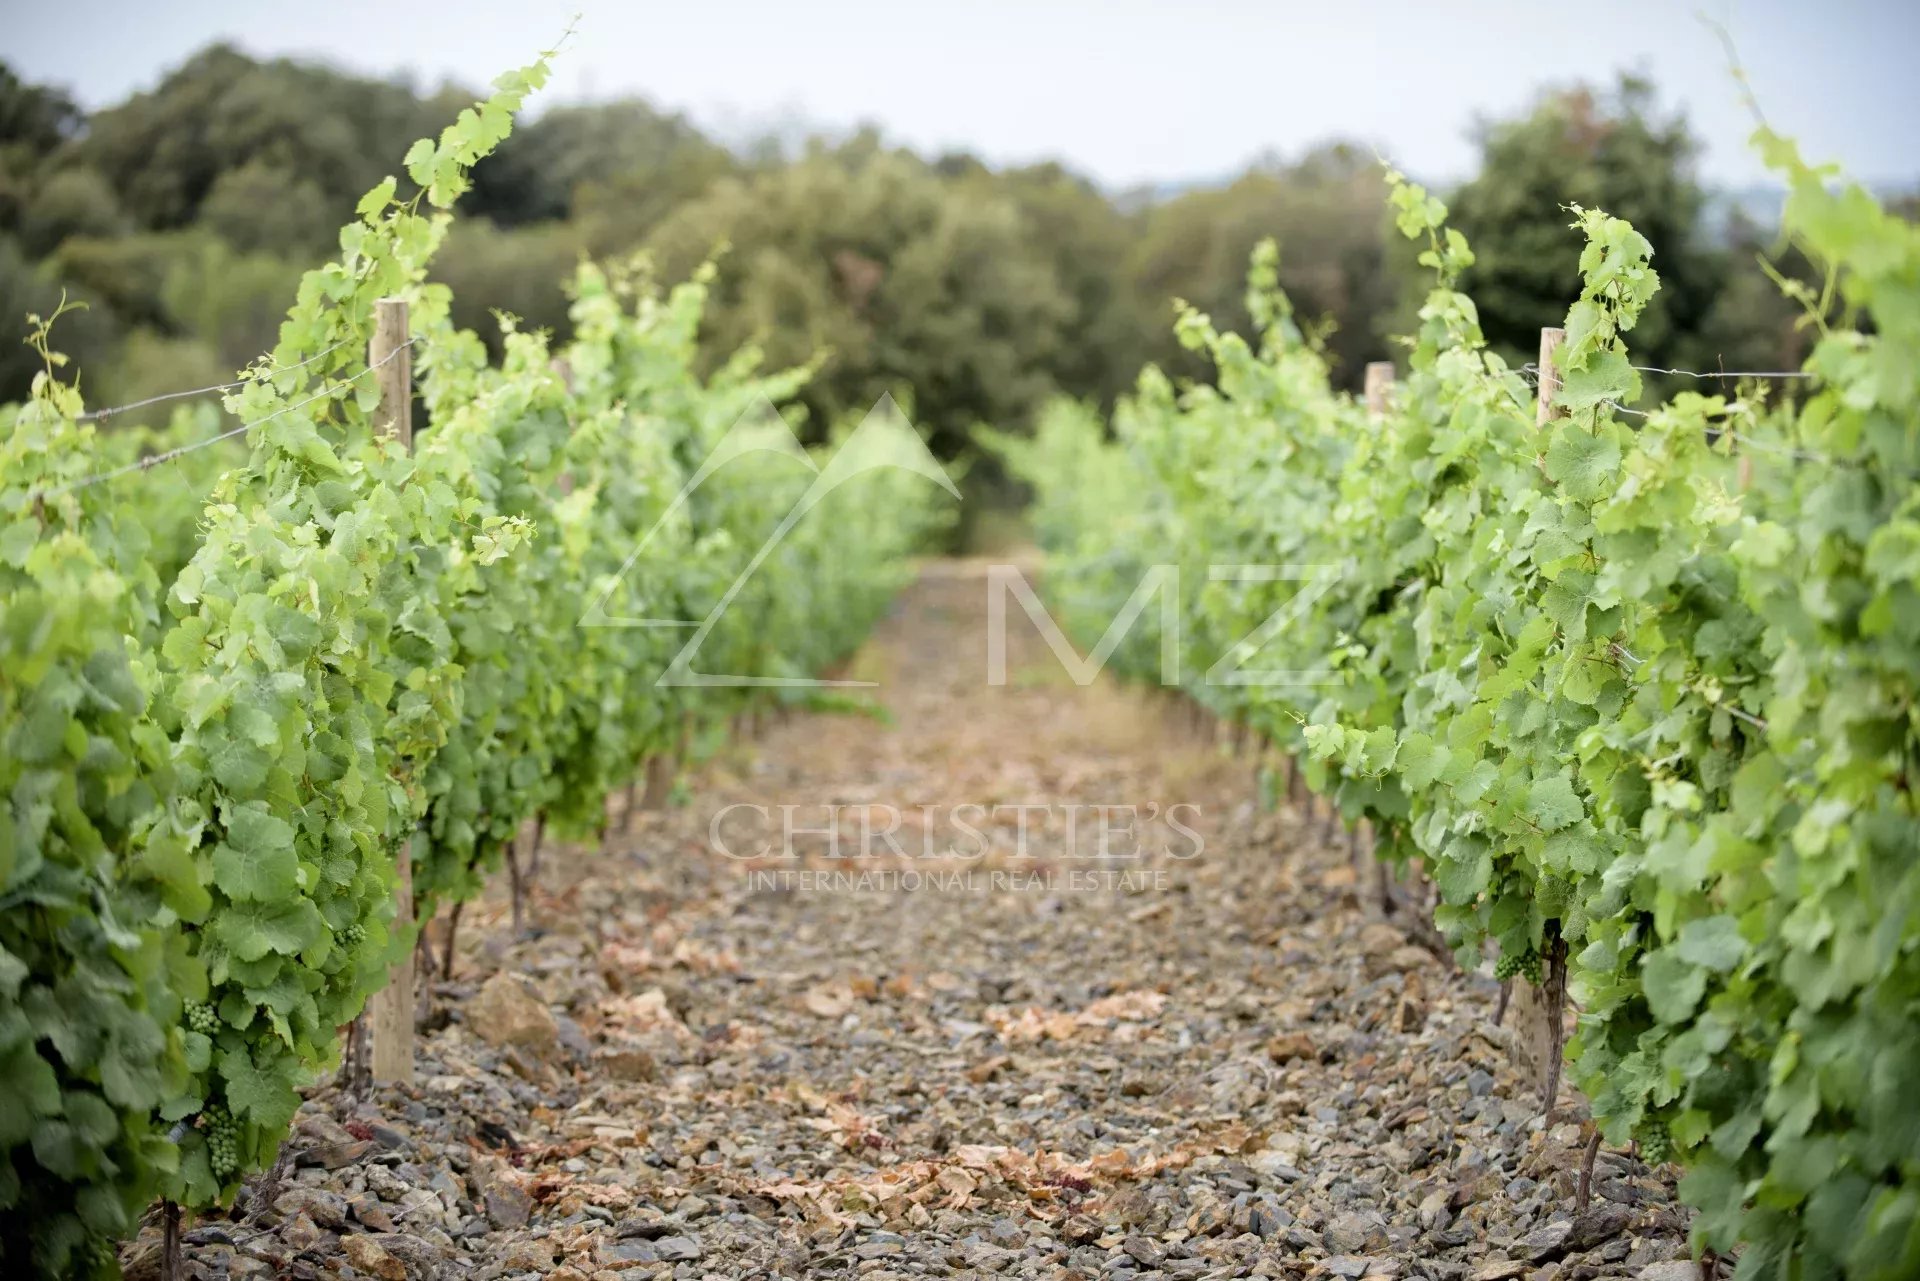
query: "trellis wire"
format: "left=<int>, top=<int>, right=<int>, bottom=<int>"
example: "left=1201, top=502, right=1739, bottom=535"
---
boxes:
left=28, top=339, right=419, bottom=503
left=1633, top=363, right=1813, bottom=380
left=1517, top=361, right=1813, bottom=383
left=75, top=337, right=355, bottom=422
left=1507, top=366, right=1846, bottom=465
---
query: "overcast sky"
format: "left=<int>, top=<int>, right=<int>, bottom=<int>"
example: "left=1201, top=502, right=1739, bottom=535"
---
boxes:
left=7, top=0, right=1917, bottom=190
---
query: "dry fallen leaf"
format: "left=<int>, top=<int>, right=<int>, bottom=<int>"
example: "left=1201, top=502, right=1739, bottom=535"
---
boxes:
left=803, top=985, right=854, bottom=1018
left=601, top=988, right=692, bottom=1040
left=1080, top=989, right=1168, bottom=1022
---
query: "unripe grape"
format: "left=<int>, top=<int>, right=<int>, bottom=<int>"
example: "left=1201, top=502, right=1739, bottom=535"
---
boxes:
left=1638, top=1113, right=1673, bottom=1166
left=202, top=1106, right=242, bottom=1180
left=185, top=1001, right=219, bottom=1035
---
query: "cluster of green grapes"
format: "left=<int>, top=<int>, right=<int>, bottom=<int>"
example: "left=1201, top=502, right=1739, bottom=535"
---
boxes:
left=1494, top=946, right=1544, bottom=984
left=201, top=1106, right=241, bottom=1180
left=184, top=1001, right=219, bottom=1036
left=337, top=921, right=367, bottom=949
left=1637, top=1112, right=1674, bottom=1166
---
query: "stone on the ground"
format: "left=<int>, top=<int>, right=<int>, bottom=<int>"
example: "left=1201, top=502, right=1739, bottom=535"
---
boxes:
left=469, top=971, right=560, bottom=1060
left=128, top=573, right=1695, bottom=1281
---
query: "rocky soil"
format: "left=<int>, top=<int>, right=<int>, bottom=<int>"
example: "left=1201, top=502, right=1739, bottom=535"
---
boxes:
left=127, top=563, right=1700, bottom=1281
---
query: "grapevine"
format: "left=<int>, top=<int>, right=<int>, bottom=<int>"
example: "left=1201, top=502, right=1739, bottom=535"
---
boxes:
left=1, top=316, right=191, bottom=1276
left=0, top=42, right=946, bottom=1275
left=1001, top=128, right=1920, bottom=1278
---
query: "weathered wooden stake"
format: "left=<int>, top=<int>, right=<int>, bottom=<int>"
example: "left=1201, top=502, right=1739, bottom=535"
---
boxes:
left=506, top=836, right=525, bottom=936
left=524, top=812, right=546, bottom=882
left=369, top=297, right=416, bottom=1086
left=642, top=753, right=674, bottom=811
left=1356, top=362, right=1395, bottom=896
left=162, top=1199, right=182, bottom=1281
left=1542, top=930, right=1569, bottom=1124
left=413, top=933, right=436, bottom=1027
left=338, top=1016, right=369, bottom=1094
left=440, top=900, right=465, bottom=983
left=1536, top=327, right=1566, bottom=427
left=1364, top=361, right=1396, bottom=418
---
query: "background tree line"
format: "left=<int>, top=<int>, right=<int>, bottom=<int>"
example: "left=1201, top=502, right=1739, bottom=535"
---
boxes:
left=1, top=50, right=1883, bottom=467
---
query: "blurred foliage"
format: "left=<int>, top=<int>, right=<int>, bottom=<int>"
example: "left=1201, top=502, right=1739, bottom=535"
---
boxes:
left=69, top=44, right=447, bottom=240
left=645, top=136, right=1073, bottom=458
left=967, top=159, right=1146, bottom=408
left=0, top=49, right=1883, bottom=450
left=1127, top=143, right=1397, bottom=385
left=475, top=100, right=735, bottom=230
left=433, top=219, right=586, bottom=361
left=1448, top=76, right=1816, bottom=388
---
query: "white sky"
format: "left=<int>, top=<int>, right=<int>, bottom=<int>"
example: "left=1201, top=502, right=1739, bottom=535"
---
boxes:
left=6, top=0, right=1917, bottom=189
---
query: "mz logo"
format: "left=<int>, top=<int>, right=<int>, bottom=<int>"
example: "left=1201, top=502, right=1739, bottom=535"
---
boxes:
left=986, top=564, right=1338, bottom=688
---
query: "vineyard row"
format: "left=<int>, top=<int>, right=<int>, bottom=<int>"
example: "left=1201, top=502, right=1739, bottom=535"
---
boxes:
left=995, top=148, right=1920, bottom=1279
left=0, top=50, right=943, bottom=1276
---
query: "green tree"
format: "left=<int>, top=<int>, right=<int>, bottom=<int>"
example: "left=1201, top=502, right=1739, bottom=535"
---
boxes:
left=430, top=219, right=585, bottom=357
left=644, top=138, right=1072, bottom=457
left=0, top=63, right=85, bottom=237
left=197, top=158, right=338, bottom=255
left=155, top=235, right=303, bottom=371
left=73, top=44, right=446, bottom=240
left=468, top=99, right=734, bottom=230
left=0, top=63, right=81, bottom=154
left=1445, top=76, right=1783, bottom=380
left=1691, top=208, right=1814, bottom=375
left=1126, top=144, right=1395, bottom=387
left=15, top=167, right=132, bottom=257
left=984, top=161, right=1149, bottom=407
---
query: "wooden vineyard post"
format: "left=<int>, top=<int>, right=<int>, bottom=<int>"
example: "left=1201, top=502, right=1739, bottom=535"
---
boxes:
left=1355, top=361, right=1396, bottom=903
left=1364, top=361, right=1395, bottom=418
left=1519, top=330, right=1575, bottom=1118
left=1536, top=327, right=1566, bottom=426
left=162, top=1199, right=182, bottom=1281
left=369, top=298, right=416, bottom=1086
left=371, top=300, right=413, bottom=445
left=641, top=753, right=675, bottom=811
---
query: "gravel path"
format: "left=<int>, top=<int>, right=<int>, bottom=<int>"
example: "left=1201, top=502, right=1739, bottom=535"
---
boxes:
left=137, top=564, right=1698, bottom=1281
